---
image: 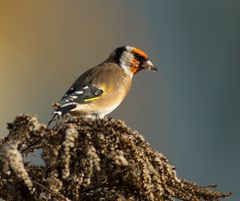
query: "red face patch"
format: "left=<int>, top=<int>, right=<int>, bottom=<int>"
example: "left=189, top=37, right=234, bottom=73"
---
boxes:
left=132, top=47, right=148, bottom=60
left=130, top=58, right=141, bottom=74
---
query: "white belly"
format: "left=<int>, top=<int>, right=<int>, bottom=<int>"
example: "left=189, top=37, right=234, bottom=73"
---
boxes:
left=72, top=102, right=121, bottom=119
left=95, top=103, right=121, bottom=118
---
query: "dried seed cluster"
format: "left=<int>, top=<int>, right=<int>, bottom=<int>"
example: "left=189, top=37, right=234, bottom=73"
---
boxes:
left=0, top=114, right=231, bottom=201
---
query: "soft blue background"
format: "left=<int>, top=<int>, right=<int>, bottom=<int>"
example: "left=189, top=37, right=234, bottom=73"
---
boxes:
left=0, top=1, right=239, bottom=200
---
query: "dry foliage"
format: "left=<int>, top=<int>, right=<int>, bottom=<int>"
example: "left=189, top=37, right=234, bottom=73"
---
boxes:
left=0, top=114, right=232, bottom=201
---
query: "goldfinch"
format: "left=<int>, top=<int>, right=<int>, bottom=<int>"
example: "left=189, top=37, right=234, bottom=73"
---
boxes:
left=48, top=45, right=157, bottom=126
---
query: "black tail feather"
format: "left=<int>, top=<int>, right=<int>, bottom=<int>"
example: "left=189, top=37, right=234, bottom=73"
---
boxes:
left=47, top=113, right=58, bottom=127
left=47, top=104, right=76, bottom=127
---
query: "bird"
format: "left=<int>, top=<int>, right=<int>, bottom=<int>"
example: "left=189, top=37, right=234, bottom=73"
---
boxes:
left=48, top=45, right=157, bottom=126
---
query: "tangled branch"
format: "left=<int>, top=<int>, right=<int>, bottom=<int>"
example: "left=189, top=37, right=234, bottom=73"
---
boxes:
left=0, top=114, right=232, bottom=201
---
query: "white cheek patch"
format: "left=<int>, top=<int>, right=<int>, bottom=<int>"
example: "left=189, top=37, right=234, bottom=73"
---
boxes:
left=125, top=46, right=132, bottom=51
left=119, top=51, right=134, bottom=77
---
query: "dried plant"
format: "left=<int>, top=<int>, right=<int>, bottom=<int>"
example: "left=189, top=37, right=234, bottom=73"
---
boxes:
left=0, top=114, right=232, bottom=201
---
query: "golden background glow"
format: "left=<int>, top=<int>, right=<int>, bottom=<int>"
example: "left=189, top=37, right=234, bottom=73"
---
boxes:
left=0, top=1, right=157, bottom=135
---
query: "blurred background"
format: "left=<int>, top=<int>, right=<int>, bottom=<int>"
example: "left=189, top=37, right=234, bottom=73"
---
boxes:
left=0, top=0, right=239, bottom=200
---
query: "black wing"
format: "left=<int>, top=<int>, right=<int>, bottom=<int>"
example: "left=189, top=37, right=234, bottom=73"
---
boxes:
left=55, top=85, right=103, bottom=116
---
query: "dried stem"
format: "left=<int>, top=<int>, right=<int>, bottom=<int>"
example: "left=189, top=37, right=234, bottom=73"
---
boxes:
left=0, top=114, right=232, bottom=201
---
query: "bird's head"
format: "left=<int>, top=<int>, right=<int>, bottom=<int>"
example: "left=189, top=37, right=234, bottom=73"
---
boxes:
left=111, top=45, right=157, bottom=77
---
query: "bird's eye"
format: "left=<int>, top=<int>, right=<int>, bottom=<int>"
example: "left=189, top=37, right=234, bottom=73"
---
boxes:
left=134, top=53, right=145, bottom=63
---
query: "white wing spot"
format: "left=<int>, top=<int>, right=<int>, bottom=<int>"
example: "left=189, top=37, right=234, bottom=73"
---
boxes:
left=53, top=111, right=62, bottom=116
left=75, top=91, right=83, bottom=94
left=71, top=95, right=78, bottom=99
left=61, top=102, right=76, bottom=107
left=83, top=86, right=88, bottom=89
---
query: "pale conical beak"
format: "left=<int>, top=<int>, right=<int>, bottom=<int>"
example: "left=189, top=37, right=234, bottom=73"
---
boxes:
left=142, top=60, right=158, bottom=72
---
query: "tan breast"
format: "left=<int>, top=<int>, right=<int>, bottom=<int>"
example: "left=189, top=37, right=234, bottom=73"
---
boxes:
left=70, top=62, right=132, bottom=117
